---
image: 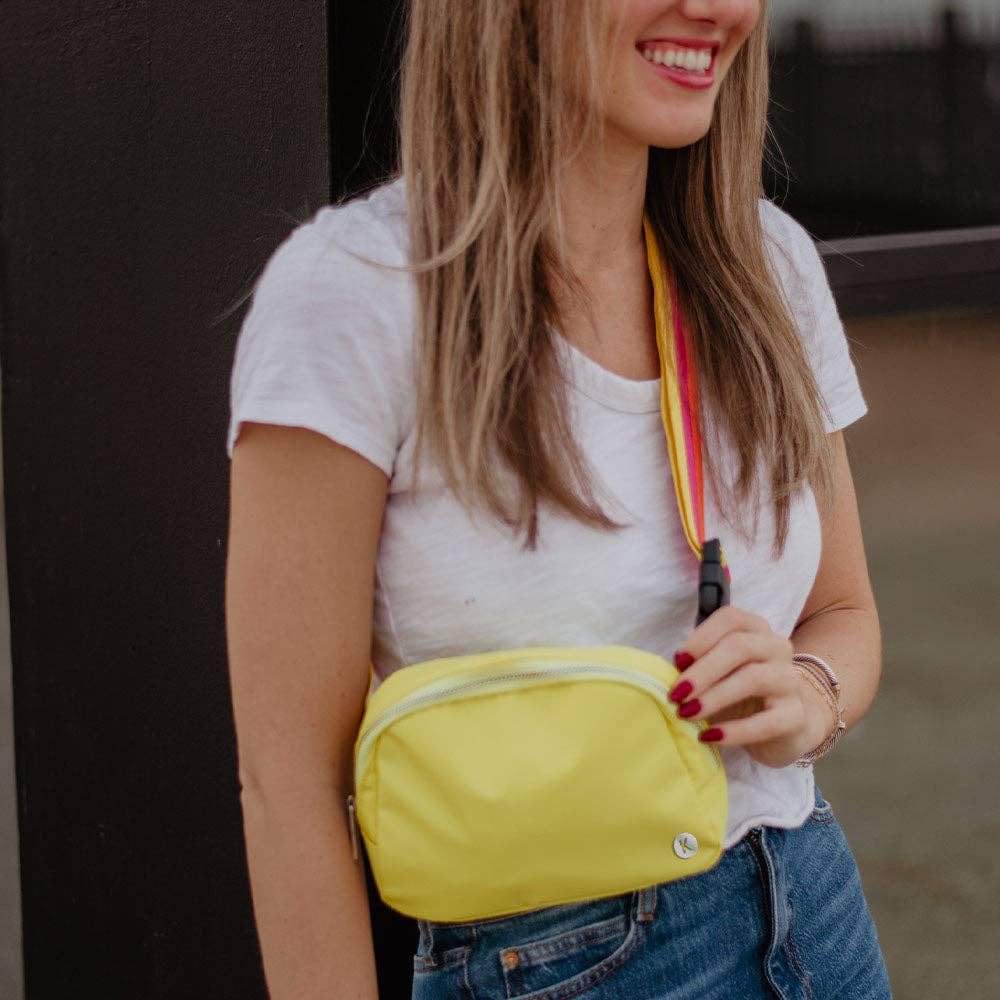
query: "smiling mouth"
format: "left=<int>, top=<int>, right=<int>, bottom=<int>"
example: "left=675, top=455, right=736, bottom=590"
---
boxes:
left=636, top=39, right=719, bottom=84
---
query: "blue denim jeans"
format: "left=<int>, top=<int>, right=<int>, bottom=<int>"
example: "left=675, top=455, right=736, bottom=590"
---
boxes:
left=411, top=784, right=891, bottom=999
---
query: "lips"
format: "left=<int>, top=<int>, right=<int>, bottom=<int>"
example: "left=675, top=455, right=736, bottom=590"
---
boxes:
left=638, top=37, right=719, bottom=49
left=636, top=38, right=720, bottom=90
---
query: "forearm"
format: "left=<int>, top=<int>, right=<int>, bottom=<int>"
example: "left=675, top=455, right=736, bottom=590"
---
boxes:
left=240, top=787, right=379, bottom=1000
left=790, top=604, right=883, bottom=737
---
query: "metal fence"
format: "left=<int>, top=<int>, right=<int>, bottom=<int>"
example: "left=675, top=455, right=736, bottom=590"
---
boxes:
left=766, top=9, right=1000, bottom=238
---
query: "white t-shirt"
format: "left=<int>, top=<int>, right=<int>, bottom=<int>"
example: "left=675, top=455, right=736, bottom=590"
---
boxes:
left=226, top=176, right=868, bottom=849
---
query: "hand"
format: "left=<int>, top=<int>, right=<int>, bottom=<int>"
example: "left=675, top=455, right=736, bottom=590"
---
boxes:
left=668, top=606, right=834, bottom=769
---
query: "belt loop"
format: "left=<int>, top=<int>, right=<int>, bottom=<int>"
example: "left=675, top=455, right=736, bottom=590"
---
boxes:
left=417, top=918, right=434, bottom=959
left=635, top=884, right=657, bottom=922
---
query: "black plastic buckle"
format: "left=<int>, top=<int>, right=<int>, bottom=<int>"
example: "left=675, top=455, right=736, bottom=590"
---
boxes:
left=695, top=538, right=730, bottom=626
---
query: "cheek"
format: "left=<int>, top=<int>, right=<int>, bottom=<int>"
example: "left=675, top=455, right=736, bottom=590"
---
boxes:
left=716, top=0, right=762, bottom=72
left=734, top=0, right=762, bottom=39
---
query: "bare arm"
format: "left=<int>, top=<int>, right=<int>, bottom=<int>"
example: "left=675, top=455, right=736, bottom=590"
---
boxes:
left=225, top=422, right=388, bottom=1000
left=790, top=429, right=882, bottom=734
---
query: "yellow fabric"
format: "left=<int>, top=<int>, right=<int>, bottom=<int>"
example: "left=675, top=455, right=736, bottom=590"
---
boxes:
left=353, top=646, right=728, bottom=922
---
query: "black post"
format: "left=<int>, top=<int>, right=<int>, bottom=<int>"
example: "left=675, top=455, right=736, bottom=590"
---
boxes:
left=2, top=4, right=327, bottom=997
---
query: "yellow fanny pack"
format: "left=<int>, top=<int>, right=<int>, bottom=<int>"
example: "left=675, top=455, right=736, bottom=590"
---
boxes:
left=346, top=219, right=733, bottom=923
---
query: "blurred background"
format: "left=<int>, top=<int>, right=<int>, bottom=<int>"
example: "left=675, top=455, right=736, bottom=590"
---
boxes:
left=761, top=3, right=1000, bottom=998
left=1, top=2, right=997, bottom=998
left=818, top=305, right=999, bottom=998
left=768, top=0, right=1000, bottom=236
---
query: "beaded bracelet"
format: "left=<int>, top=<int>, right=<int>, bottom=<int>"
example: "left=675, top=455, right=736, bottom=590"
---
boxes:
left=792, top=653, right=847, bottom=767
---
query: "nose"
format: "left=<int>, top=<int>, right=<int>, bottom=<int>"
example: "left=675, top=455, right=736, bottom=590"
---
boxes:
left=676, top=0, right=759, bottom=28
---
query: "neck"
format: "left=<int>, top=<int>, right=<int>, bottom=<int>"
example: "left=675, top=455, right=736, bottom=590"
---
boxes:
left=554, top=139, right=650, bottom=276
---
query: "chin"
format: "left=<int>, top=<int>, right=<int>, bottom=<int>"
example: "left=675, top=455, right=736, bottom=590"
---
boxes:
left=647, top=117, right=713, bottom=151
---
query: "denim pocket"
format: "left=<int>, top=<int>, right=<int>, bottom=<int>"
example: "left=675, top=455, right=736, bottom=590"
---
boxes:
left=495, top=891, right=648, bottom=1000
left=808, top=783, right=836, bottom=825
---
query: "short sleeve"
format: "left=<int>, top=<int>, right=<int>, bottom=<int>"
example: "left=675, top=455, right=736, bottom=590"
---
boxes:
left=226, top=191, right=414, bottom=476
left=759, top=199, right=869, bottom=433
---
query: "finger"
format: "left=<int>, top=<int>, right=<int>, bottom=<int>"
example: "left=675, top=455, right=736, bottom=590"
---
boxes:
left=669, top=630, right=786, bottom=705
left=706, top=695, right=765, bottom=726
left=674, top=605, right=773, bottom=668
left=676, top=660, right=782, bottom=723
left=699, top=702, right=800, bottom=747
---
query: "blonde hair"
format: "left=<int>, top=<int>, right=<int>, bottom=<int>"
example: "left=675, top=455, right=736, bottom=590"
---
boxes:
left=398, top=0, right=834, bottom=557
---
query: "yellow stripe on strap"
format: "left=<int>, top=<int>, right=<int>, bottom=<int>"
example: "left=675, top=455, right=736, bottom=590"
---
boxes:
left=643, top=216, right=730, bottom=583
left=644, top=218, right=700, bottom=561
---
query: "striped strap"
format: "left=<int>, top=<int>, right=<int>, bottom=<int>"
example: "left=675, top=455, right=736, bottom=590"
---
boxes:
left=643, top=216, right=731, bottom=584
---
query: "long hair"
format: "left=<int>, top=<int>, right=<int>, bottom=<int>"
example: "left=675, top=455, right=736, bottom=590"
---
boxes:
left=399, top=0, right=835, bottom=557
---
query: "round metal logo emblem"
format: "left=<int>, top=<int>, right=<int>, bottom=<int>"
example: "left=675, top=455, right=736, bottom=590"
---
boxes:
left=673, top=832, right=699, bottom=859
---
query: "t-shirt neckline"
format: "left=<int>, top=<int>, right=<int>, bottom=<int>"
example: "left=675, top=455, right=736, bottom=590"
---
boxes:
left=553, top=330, right=662, bottom=414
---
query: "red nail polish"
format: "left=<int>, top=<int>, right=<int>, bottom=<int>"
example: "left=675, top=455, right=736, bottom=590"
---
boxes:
left=699, top=727, right=724, bottom=743
left=675, top=651, right=695, bottom=670
left=669, top=680, right=693, bottom=704
left=678, top=698, right=702, bottom=719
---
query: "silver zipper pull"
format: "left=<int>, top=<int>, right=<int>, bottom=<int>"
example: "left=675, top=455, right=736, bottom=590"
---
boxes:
left=346, top=794, right=360, bottom=861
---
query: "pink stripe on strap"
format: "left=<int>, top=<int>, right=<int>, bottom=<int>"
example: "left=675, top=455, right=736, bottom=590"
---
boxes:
left=672, top=295, right=703, bottom=542
left=642, top=213, right=730, bottom=582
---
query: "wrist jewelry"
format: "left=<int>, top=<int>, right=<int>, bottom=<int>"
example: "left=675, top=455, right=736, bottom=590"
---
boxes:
left=792, top=652, right=847, bottom=767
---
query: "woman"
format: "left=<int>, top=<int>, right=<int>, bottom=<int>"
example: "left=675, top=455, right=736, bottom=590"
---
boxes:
left=225, top=0, right=892, bottom=997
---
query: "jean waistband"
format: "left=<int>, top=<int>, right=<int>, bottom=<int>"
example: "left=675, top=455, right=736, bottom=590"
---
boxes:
left=417, top=883, right=658, bottom=956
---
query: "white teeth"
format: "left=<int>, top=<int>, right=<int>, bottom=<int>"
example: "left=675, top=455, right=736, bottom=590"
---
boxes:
left=642, top=45, right=713, bottom=73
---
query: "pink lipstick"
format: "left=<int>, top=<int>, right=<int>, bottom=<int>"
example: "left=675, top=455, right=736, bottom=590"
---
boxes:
left=636, top=38, right=719, bottom=91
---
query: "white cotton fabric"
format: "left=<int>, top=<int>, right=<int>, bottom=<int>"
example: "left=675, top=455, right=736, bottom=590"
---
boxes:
left=226, top=177, right=869, bottom=849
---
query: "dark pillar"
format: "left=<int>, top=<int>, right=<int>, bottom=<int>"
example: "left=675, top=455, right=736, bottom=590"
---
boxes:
left=2, top=4, right=327, bottom=997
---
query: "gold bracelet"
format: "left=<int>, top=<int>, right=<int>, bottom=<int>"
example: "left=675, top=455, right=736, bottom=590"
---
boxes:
left=792, top=654, right=847, bottom=767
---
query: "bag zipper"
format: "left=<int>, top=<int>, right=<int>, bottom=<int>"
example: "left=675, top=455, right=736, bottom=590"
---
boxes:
left=346, top=793, right=360, bottom=860
left=354, top=660, right=673, bottom=783
left=354, top=660, right=670, bottom=776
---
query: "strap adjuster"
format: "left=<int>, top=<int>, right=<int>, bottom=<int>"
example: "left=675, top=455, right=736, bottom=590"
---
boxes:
left=696, top=538, right=729, bottom=625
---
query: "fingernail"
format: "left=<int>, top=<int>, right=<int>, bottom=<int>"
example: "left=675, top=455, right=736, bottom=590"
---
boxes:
left=699, top=727, right=724, bottom=743
left=674, top=651, right=695, bottom=671
left=669, top=680, right=693, bottom=704
left=678, top=698, right=702, bottom=719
